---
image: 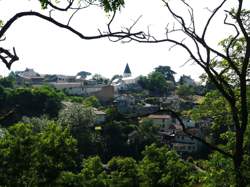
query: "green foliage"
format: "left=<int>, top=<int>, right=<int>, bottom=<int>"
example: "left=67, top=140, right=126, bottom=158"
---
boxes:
left=81, top=156, right=107, bottom=187
left=138, top=66, right=176, bottom=96
left=0, top=123, right=77, bottom=186
left=0, top=76, right=15, bottom=88
left=83, top=96, right=101, bottom=108
left=127, top=119, right=161, bottom=159
left=39, top=0, right=49, bottom=9
left=190, top=90, right=232, bottom=144
left=199, top=152, right=235, bottom=187
left=101, top=120, right=130, bottom=160
left=110, top=74, right=123, bottom=83
left=58, top=104, right=97, bottom=156
left=0, top=85, right=64, bottom=126
left=190, top=87, right=250, bottom=185
left=138, top=144, right=193, bottom=187
left=39, top=0, right=125, bottom=12
left=176, top=84, right=195, bottom=97
left=0, top=123, right=39, bottom=186
left=154, top=65, right=176, bottom=82
left=58, top=103, right=95, bottom=130
left=77, top=71, right=91, bottom=78
left=100, top=0, right=125, bottom=12
left=138, top=72, right=171, bottom=96
left=21, top=116, right=53, bottom=132
left=107, top=157, right=138, bottom=186
left=56, top=171, right=84, bottom=187
left=67, top=95, right=85, bottom=103
left=92, top=73, right=109, bottom=84
left=0, top=20, right=3, bottom=27
left=197, top=125, right=250, bottom=186
left=37, top=123, right=77, bottom=185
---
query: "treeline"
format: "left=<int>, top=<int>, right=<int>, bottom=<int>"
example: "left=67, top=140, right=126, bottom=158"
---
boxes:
left=0, top=123, right=195, bottom=187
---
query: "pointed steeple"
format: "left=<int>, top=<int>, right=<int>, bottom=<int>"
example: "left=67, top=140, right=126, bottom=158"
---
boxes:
left=123, top=63, right=131, bottom=77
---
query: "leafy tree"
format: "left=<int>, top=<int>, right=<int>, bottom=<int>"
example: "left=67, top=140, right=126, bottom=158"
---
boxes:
left=191, top=89, right=250, bottom=185
left=37, top=123, right=77, bottom=185
left=128, top=119, right=161, bottom=159
left=58, top=103, right=97, bottom=156
left=110, top=74, right=123, bottom=83
left=154, top=65, right=176, bottom=83
left=58, top=103, right=95, bottom=130
left=21, top=116, right=53, bottom=132
left=107, top=157, right=138, bottom=187
left=81, top=156, right=107, bottom=187
left=83, top=96, right=101, bottom=108
left=92, top=73, right=109, bottom=85
left=0, top=76, right=15, bottom=88
left=101, top=120, right=130, bottom=160
left=191, top=90, right=232, bottom=144
left=0, top=123, right=39, bottom=186
left=76, top=71, right=91, bottom=79
left=56, top=171, right=84, bottom=187
left=138, top=144, right=193, bottom=187
left=199, top=126, right=250, bottom=186
left=138, top=71, right=171, bottom=96
left=176, top=84, right=195, bottom=98
left=0, top=122, right=77, bottom=186
left=148, top=72, right=168, bottom=95
left=0, top=86, right=64, bottom=126
left=67, top=95, right=85, bottom=103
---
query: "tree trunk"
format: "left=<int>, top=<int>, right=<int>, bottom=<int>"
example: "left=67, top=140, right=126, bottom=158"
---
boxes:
left=234, top=128, right=245, bottom=187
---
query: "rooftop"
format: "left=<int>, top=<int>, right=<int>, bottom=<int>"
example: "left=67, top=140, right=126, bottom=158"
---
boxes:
left=147, top=114, right=171, bottom=119
left=123, top=63, right=131, bottom=74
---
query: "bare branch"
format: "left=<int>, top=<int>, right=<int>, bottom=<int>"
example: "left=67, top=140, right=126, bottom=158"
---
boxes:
left=0, top=47, right=19, bottom=69
left=168, top=109, right=234, bottom=159
left=0, top=36, right=6, bottom=41
left=67, top=4, right=82, bottom=25
left=47, top=0, right=74, bottom=11
left=0, top=11, right=143, bottom=69
left=235, top=0, right=249, bottom=40
left=202, top=0, right=227, bottom=39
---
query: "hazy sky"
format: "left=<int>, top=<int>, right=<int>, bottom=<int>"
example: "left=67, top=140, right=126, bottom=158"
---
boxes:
left=0, top=0, right=249, bottom=80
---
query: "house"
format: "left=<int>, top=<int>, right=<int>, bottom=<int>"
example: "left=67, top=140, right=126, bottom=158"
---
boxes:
left=172, top=128, right=201, bottom=154
left=114, top=94, right=136, bottom=113
left=45, top=74, right=76, bottom=83
left=143, top=112, right=201, bottom=154
left=179, top=75, right=196, bottom=86
left=50, top=82, right=85, bottom=95
left=93, top=108, right=106, bottom=124
left=182, top=118, right=196, bottom=128
left=92, top=85, right=115, bottom=103
left=15, top=68, right=44, bottom=85
left=146, top=114, right=175, bottom=130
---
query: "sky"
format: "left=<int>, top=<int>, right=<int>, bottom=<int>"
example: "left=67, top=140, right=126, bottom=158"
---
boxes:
left=0, top=0, right=249, bottom=80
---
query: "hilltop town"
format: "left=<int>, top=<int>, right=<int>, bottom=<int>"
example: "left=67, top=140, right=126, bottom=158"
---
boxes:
left=1, top=63, right=210, bottom=157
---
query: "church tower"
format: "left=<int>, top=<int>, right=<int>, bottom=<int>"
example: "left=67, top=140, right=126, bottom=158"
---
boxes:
left=123, top=63, right=132, bottom=78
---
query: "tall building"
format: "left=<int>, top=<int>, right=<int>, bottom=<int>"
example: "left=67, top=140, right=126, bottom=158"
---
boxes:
left=123, top=63, right=132, bottom=78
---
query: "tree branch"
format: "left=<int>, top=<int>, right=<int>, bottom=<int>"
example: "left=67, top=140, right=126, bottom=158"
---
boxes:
left=0, top=11, right=143, bottom=69
left=168, top=109, right=234, bottom=159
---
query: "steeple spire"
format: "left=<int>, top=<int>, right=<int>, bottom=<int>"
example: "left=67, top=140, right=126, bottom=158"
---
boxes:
left=123, top=63, right=131, bottom=77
